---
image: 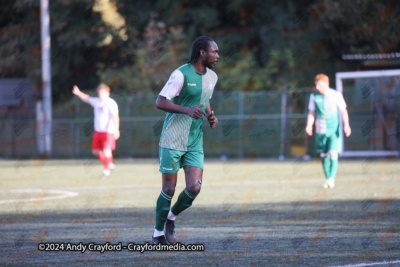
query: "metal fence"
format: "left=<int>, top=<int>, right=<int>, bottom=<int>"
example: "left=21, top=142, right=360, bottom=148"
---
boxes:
left=1, top=89, right=324, bottom=159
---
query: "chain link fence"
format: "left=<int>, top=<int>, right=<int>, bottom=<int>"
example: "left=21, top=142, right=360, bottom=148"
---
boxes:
left=0, top=89, right=329, bottom=159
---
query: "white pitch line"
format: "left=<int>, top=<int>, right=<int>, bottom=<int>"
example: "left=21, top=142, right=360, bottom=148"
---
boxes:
left=332, top=259, right=400, bottom=267
left=0, top=189, right=78, bottom=204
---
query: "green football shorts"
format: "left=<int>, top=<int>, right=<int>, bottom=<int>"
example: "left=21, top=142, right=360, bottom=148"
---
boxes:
left=159, top=147, right=204, bottom=174
left=316, top=132, right=340, bottom=153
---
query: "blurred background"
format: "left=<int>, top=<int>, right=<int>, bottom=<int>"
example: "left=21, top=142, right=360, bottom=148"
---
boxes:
left=1, top=0, right=399, bottom=159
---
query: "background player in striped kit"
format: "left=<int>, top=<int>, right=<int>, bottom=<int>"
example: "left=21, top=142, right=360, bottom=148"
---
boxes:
left=152, top=36, right=219, bottom=244
left=306, top=74, right=351, bottom=189
left=72, top=83, right=120, bottom=178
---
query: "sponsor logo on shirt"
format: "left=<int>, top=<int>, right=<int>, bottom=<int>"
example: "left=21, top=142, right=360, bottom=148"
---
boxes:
left=168, top=76, right=176, bottom=85
left=315, top=99, right=323, bottom=102
left=187, top=83, right=197, bottom=86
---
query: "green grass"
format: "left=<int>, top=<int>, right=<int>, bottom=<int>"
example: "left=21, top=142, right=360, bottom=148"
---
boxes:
left=0, top=159, right=399, bottom=266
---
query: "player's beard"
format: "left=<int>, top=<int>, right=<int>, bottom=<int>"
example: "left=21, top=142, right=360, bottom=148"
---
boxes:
left=206, top=57, right=217, bottom=69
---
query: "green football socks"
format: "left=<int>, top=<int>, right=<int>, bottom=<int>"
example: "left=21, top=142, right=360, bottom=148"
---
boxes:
left=171, top=188, right=198, bottom=216
left=322, top=157, right=330, bottom=179
left=322, top=153, right=339, bottom=179
left=155, top=191, right=172, bottom=231
left=330, top=159, right=338, bottom=179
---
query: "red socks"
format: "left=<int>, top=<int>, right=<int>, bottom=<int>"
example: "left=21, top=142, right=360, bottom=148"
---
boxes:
left=98, top=151, right=113, bottom=170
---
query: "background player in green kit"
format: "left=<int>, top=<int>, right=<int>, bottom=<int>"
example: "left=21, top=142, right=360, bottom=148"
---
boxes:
left=306, top=74, right=351, bottom=189
left=152, top=36, right=219, bottom=244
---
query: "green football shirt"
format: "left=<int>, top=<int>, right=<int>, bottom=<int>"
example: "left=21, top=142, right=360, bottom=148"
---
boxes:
left=308, top=88, right=346, bottom=135
left=159, top=63, right=218, bottom=151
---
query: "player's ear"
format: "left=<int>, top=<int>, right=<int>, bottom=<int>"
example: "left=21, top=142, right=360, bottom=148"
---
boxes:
left=200, top=49, right=207, bottom=58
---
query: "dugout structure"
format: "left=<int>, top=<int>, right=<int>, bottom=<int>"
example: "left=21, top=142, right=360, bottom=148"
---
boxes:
left=336, top=69, right=400, bottom=157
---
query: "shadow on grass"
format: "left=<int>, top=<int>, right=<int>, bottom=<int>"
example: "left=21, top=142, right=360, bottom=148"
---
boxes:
left=0, top=199, right=399, bottom=266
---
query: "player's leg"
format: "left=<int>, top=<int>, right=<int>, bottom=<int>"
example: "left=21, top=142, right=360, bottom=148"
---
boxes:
left=327, top=149, right=338, bottom=178
left=324, top=132, right=340, bottom=188
left=92, top=149, right=100, bottom=156
left=171, top=165, right=202, bottom=216
left=322, top=149, right=337, bottom=189
left=153, top=172, right=177, bottom=244
left=104, top=132, right=116, bottom=170
left=99, top=148, right=112, bottom=177
left=166, top=150, right=203, bottom=244
left=99, top=133, right=116, bottom=178
left=316, top=134, right=330, bottom=179
left=170, top=150, right=203, bottom=217
left=92, top=131, right=109, bottom=176
left=153, top=147, right=181, bottom=244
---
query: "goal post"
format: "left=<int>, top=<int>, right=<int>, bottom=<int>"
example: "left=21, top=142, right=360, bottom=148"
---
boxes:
left=336, top=69, right=400, bottom=157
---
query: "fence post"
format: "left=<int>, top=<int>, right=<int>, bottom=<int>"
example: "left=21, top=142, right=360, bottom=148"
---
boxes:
left=279, top=85, right=288, bottom=160
left=125, top=95, right=130, bottom=156
left=73, top=98, right=80, bottom=158
left=238, top=91, right=244, bottom=159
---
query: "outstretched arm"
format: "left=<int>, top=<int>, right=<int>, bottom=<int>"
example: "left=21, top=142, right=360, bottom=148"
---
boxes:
left=72, top=85, right=90, bottom=103
left=156, top=95, right=206, bottom=119
left=340, top=108, right=351, bottom=137
left=305, top=110, right=315, bottom=136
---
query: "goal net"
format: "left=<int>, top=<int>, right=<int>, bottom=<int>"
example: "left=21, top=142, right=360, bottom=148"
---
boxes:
left=336, top=70, right=400, bottom=157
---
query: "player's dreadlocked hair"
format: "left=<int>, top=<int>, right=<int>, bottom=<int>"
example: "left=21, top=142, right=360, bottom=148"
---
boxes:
left=188, top=36, right=214, bottom=64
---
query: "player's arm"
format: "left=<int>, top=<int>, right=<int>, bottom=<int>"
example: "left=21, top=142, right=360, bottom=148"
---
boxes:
left=112, top=112, right=120, bottom=140
left=337, top=92, right=351, bottom=137
left=72, top=85, right=90, bottom=103
left=156, top=70, right=206, bottom=119
left=305, top=93, right=315, bottom=136
left=340, top=108, right=351, bottom=137
left=206, top=102, right=218, bottom=128
left=305, top=110, right=315, bottom=136
left=156, top=96, right=206, bottom=119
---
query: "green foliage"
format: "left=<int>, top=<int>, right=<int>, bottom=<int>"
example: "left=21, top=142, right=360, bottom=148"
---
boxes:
left=0, top=0, right=399, bottom=102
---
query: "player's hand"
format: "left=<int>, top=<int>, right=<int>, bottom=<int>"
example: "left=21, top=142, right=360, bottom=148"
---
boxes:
left=72, top=85, right=80, bottom=95
left=186, top=103, right=207, bottom=119
left=344, top=124, right=351, bottom=137
left=208, top=111, right=218, bottom=128
left=305, top=125, right=313, bottom=136
left=114, top=130, right=120, bottom=140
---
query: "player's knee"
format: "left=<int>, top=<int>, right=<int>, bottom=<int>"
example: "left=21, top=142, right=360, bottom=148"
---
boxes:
left=329, top=152, right=338, bottom=160
left=187, top=183, right=201, bottom=196
left=103, top=149, right=112, bottom=157
left=162, top=186, right=175, bottom=197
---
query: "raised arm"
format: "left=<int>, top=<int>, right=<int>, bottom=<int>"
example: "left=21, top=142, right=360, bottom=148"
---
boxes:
left=72, top=85, right=90, bottom=103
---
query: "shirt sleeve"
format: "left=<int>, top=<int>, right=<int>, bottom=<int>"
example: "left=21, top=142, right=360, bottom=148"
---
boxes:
left=159, top=70, right=184, bottom=100
left=88, top=97, right=98, bottom=107
left=336, top=91, right=347, bottom=109
left=210, top=76, right=218, bottom=99
left=308, top=93, right=315, bottom=111
left=109, top=99, right=119, bottom=114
